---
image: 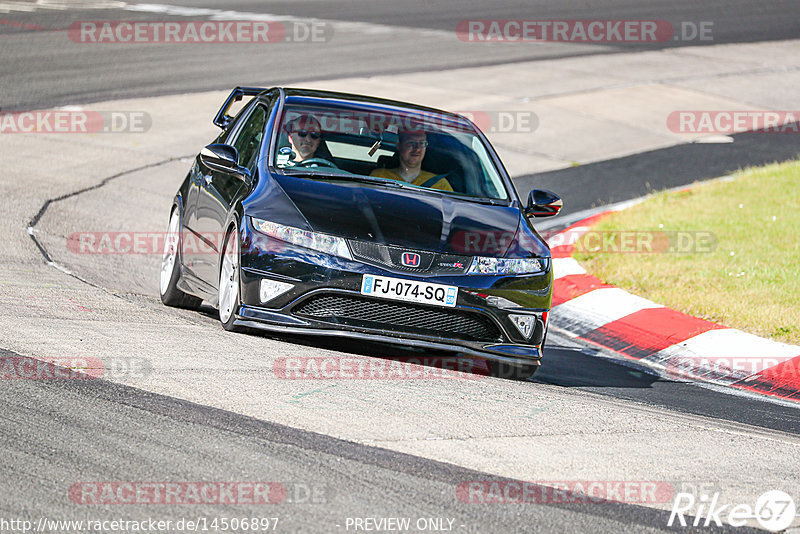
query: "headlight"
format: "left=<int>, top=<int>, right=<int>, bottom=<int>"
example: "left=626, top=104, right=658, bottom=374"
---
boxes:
left=250, top=217, right=352, bottom=260
left=466, top=257, right=545, bottom=275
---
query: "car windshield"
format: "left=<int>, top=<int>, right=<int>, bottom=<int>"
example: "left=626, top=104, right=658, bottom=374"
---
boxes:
left=273, top=103, right=510, bottom=201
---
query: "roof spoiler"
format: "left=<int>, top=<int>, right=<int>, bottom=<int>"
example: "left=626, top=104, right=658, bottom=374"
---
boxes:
left=213, top=86, right=268, bottom=129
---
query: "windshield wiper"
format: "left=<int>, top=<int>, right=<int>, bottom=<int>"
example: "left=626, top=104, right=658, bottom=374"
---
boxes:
left=465, top=197, right=510, bottom=206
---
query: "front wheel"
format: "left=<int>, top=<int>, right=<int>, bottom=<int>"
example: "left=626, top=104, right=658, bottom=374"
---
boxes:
left=160, top=208, right=202, bottom=309
left=218, top=223, right=243, bottom=332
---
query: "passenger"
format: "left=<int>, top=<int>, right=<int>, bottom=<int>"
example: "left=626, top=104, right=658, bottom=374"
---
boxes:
left=371, top=130, right=453, bottom=191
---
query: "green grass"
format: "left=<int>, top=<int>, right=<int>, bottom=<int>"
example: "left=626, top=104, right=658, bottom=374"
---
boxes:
left=574, top=159, right=800, bottom=344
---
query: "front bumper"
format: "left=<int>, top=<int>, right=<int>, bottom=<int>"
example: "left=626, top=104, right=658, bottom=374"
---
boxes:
left=234, top=308, right=543, bottom=368
left=237, top=221, right=552, bottom=365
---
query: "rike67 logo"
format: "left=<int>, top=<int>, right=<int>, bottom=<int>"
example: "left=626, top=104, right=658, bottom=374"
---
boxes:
left=669, top=490, right=797, bottom=531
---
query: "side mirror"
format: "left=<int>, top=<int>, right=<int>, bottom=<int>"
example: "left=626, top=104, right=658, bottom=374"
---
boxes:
left=200, top=143, right=251, bottom=180
left=525, top=189, right=562, bottom=218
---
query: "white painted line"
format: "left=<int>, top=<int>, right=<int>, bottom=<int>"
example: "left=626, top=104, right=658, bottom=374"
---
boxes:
left=552, top=257, right=586, bottom=279
left=609, top=198, right=645, bottom=212
left=0, top=2, right=37, bottom=13
left=123, top=3, right=453, bottom=38
left=564, top=225, right=590, bottom=236
left=0, top=0, right=124, bottom=13
left=546, top=226, right=590, bottom=249
left=652, top=328, right=800, bottom=363
left=692, top=135, right=734, bottom=144
left=647, top=329, right=800, bottom=385
left=551, top=287, right=662, bottom=336
left=47, top=261, right=73, bottom=276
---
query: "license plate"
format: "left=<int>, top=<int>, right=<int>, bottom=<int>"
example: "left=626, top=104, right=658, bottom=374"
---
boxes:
left=360, top=275, right=458, bottom=308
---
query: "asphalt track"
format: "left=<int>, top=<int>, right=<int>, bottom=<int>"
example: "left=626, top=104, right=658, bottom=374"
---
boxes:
left=5, top=348, right=760, bottom=534
left=2, top=1, right=800, bottom=533
left=2, top=0, right=800, bottom=110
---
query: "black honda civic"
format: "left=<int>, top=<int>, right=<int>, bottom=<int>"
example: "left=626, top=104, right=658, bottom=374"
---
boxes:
left=160, top=87, right=562, bottom=378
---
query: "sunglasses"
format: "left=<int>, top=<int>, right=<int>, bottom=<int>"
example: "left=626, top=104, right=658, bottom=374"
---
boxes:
left=292, top=130, right=321, bottom=140
left=400, top=140, right=428, bottom=150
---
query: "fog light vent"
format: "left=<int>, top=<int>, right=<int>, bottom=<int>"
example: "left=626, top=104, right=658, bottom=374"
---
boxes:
left=509, top=314, right=537, bottom=339
left=260, top=279, right=293, bottom=304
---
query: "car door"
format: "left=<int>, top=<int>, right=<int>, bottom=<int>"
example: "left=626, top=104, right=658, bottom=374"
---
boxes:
left=182, top=107, right=248, bottom=283
left=179, top=158, right=210, bottom=281
left=193, top=103, right=269, bottom=285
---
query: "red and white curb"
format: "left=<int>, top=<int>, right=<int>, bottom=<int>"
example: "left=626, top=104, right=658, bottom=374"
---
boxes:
left=546, top=211, right=800, bottom=402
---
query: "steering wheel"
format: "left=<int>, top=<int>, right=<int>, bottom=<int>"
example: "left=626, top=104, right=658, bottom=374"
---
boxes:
left=294, top=158, right=339, bottom=169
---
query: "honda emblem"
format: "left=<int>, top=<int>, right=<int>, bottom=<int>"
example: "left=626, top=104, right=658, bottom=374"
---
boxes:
left=401, top=252, right=421, bottom=267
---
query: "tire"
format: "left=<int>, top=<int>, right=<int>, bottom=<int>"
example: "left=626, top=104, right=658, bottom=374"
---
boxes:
left=489, top=360, right=538, bottom=380
left=218, top=222, right=244, bottom=332
left=160, top=207, right=202, bottom=309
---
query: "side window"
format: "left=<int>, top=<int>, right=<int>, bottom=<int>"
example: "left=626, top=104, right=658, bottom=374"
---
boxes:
left=230, top=105, right=268, bottom=170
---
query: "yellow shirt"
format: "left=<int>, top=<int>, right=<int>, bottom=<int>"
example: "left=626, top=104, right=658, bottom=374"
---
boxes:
left=370, top=168, right=453, bottom=192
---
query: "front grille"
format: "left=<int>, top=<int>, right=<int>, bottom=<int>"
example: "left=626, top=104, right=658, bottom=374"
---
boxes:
left=293, top=295, right=501, bottom=342
left=348, top=240, right=391, bottom=264
left=348, top=240, right=470, bottom=274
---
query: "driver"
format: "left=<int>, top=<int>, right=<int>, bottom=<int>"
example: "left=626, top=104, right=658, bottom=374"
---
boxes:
left=370, top=129, right=452, bottom=191
left=284, top=114, right=327, bottom=164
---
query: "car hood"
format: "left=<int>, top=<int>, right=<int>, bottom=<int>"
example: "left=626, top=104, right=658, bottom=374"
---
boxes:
left=264, top=174, right=542, bottom=256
